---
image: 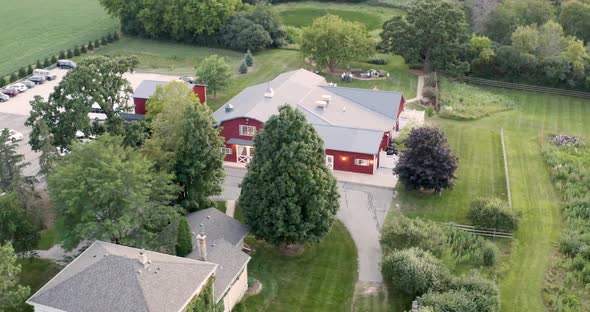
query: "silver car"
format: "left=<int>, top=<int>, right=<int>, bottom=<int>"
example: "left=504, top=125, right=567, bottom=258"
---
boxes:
left=21, top=80, right=35, bottom=88
left=0, top=93, right=9, bottom=102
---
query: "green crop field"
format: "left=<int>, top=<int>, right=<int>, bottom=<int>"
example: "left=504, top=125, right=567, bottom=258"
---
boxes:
left=0, top=0, right=117, bottom=77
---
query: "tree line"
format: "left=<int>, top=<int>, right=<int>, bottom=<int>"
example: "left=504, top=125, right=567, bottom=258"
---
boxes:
left=380, top=0, right=590, bottom=90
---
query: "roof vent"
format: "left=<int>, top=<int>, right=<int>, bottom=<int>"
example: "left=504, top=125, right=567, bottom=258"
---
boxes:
left=321, top=95, right=332, bottom=103
left=315, top=100, right=328, bottom=109
left=264, top=84, right=274, bottom=98
left=207, top=215, right=211, bottom=219
left=225, top=104, right=234, bottom=113
left=342, top=106, right=346, bottom=112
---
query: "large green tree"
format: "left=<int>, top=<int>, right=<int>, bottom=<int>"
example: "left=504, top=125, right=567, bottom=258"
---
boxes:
left=0, top=243, right=30, bottom=311
left=559, top=0, right=590, bottom=43
left=174, top=104, right=225, bottom=211
left=0, top=193, right=38, bottom=253
left=380, top=0, right=469, bottom=73
left=26, top=56, right=138, bottom=151
left=49, top=135, right=181, bottom=250
left=196, top=55, right=231, bottom=98
left=483, top=0, right=555, bottom=44
left=239, top=105, right=339, bottom=246
left=301, top=14, right=374, bottom=72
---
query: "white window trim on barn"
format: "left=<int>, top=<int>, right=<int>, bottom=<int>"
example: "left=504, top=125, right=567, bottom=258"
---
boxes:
left=221, top=147, right=232, bottom=155
left=239, top=125, right=256, bottom=136
left=354, top=159, right=370, bottom=166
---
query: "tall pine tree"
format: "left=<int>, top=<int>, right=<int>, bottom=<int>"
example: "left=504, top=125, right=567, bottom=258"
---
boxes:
left=239, top=105, right=339, bottom=246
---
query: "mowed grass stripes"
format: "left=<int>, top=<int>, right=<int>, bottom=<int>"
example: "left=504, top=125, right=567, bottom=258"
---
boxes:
left=241, top=222, right=357, bottom=312
left=0, top=0, right=117, bottom=76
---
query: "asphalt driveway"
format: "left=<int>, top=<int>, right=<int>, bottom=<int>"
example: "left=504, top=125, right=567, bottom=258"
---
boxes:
left=216, top=166, right=394, bottom=282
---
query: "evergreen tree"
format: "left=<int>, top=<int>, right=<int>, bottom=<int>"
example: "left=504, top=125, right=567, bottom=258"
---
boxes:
left=18, top=67, right=27, bottom=78
left=245, top=49, right=254, bottom=67
left=107, top=32, right=114, bottom=43
left=101, top=37, right=107, bottom=45
left=50, top=55, right=58, bottom=64
left=27, top=65, right=34, bottom=75
left=88, top=40, right=95, bottom=50
left=174, top=104, right=225, bottom=211
left=9, top=73, right=18, bottom=82
left=81, top=44, right=88, bottom=54
left=74, top=46, right=81, bottom=56
left=176, top=218, right=192, bottom=256
left=239, top=61, right=248, bottom=74
left=59, top=51, right=66, bottom=59
left=95, top=39, right=101, bottom=48
left=66, top=49, right=74, bottom=58
left=35, top=60, right=43, bottom=69
left=113, top=31, right=120, bottom=41
left=239, top=105, right=339, bottom=246
left=0, top=243, right=30, bottom=310
left=394, top=127, right=458, bottom=194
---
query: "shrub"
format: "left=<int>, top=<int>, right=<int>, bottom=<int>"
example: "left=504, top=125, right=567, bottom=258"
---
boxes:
left=446, top=227, right=486, bottom=262
left=482, top=241, right=499, bottom=266
left=424, top=74, right=438, bottom=88
left=81, top=45, right=88, bottom=54
left=106, top=33, right=114, bottom=43
left=59, top=51, right=66, bottom=59
left=74, top=46, right=81, bottom=56
left=426, top=106, right=434, bottom=117
left=66, top=49, right=74, bottom=58
left=50, top=55, right=58, bottom=64
left=245, top=49, right=253, bottom=67
left=422, top=86, right=438, bottom=99
left=0, top=77, right=6, bottom=87
left=27, top=65, right=34, bottom=75
left=368, top=58, right=387, bottom=65
left=94, top=39, right=101, bottom=48
left=467, top=197, right=521, bottom=231
left=382, top=247, right=449, bottom=295
left=239, top=61, right=248, bottom=74
left=113, top=31, right=119, bottom=41
left=283, top=25, right=302, bottom=44
left=176, top=218, right=193, bottom=257
left=35, top=60, right=43, bottom=69
left=9, top=73, right=18, bottom=82
left=18, top=67, right=27, bottom=78
left=101, top=37, right=107, bottom=46
left=420, top=289, right=477, bottom=311
left=88, top=41, right=94, bottom=50
left=43, top=58, right=51, bottom=67
left=381, top=216, right=447, bottom=257
left=220, top=15, right=272, bottom=52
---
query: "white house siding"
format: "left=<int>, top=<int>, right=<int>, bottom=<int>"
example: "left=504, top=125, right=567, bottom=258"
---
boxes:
left=222, top=267, right=248, bottom=312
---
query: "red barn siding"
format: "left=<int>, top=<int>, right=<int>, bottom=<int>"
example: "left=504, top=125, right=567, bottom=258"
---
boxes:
left=134, top=98, right=147, bottom=115
left=192, top=85, right=207, bottom=104
left=326, top=150, right=375, bottom=174
left=219, top=118, right=264, bottom=162
left=396, top=96, right=405, bottom=131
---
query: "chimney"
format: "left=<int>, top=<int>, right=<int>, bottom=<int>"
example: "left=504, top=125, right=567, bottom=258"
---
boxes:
left=139, top=250, right=149, bottom=269
left=196, top=233, right=207, bottom=261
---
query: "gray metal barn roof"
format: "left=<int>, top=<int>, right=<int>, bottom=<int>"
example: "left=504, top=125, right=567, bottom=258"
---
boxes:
left=313, top=124, right=384, bottom=155
left=133, top=80, right=169, bottom=99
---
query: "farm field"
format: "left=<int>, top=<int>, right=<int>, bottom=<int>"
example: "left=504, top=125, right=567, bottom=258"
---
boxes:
left=0, top=0, right=117, bottom=76
left=274, top=1, right=403, bottom=37
left=393, top=86, right=590, bottom=311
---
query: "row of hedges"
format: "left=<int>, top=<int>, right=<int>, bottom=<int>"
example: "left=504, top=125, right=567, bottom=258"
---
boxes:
left=542, top=138, right=590, bottom=310
left=0, top=32, right=119, bottom=88
left=381, top=216, right=501, bottom=311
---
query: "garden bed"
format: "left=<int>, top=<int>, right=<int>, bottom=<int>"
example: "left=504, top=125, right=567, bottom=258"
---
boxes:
left=438, top=79, right=514, bottom=120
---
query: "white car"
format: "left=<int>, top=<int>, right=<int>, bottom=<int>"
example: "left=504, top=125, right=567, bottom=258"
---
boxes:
left=88, top=103, right=119, bottom=122
left=5, top=129, right=23, bottom=142
left=9, top=83, right=27, bottom=93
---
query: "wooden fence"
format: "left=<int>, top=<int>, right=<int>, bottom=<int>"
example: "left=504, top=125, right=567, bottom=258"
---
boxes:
left=444, top=222, right=514, bottom=239
left=448, top=75, right=590, bottom=99
left=500, top=128, right=512, bottom=208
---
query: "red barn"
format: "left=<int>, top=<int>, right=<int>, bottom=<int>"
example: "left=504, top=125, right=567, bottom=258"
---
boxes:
left=212, top=69, right=405, bottom=175
left=133, top=80, right=207, bottom=115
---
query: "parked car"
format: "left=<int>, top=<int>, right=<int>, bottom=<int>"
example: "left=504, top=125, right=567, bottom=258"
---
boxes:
left=1, top=88, right=18, bottom=97
left=21, top=80, right=36, bottom=88
left=88, top=103, right=110, bottom=121
left=10, top=83, right=27, bottom=93
left=28, top=75, right=46, bottom=84
left=178, top=76, right=195, bottom=84
left=57, top=60, right=77, bottom=69
left=33, top=69, right=57, bottom=81
left=0, top=93, right=9, bottom=102
left=4, top=129, right=23, bottom=142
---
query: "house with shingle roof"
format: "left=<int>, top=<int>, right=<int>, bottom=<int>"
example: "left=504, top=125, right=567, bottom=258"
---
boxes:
left=212, top=68, right=405, bottom=174
left=28, top=209, right=251, bottom=312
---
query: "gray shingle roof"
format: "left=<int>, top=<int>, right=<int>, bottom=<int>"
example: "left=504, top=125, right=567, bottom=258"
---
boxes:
left=187, top=208, right=249, bottom=246
left=320, top=86, right=403, bottom=120
left=133, top=80, right=169, bottom=99
left=188, top=239, right=250, bottom=302
left=28, top=241, right=217, bottom=312
left=313, top=124, right=384, bottom=154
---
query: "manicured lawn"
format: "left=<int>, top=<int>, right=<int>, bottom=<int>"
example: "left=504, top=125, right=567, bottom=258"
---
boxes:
left=213, top=201, right=226, bottom=213
left=394, top=88, right=590, bottom=311
left=0, top=0, right=117, bottom=76
left=275, top=1, right=403, bottom=36
left=37, top=228, right=57, bottom=250
left=241, top=222, right=357, bottom=312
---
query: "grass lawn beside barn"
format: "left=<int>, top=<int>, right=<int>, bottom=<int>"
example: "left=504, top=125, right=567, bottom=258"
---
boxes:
left=0, top=0, right=117, bottom=76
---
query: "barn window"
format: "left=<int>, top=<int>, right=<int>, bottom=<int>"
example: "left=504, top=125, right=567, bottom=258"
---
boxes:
left=239, top=125, right=256, bottom=136
left=354, top=159, right=370, bottom=166
left=221, top=147, right=232, bottom=155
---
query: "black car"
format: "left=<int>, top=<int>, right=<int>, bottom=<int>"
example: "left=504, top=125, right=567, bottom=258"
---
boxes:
left=28, top=75, right=45, bottom=84
left=57, top=60, right=77, bottom=69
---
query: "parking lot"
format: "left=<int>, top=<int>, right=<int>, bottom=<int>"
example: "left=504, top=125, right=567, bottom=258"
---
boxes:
left=0, top=67, right=180, bottom=180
